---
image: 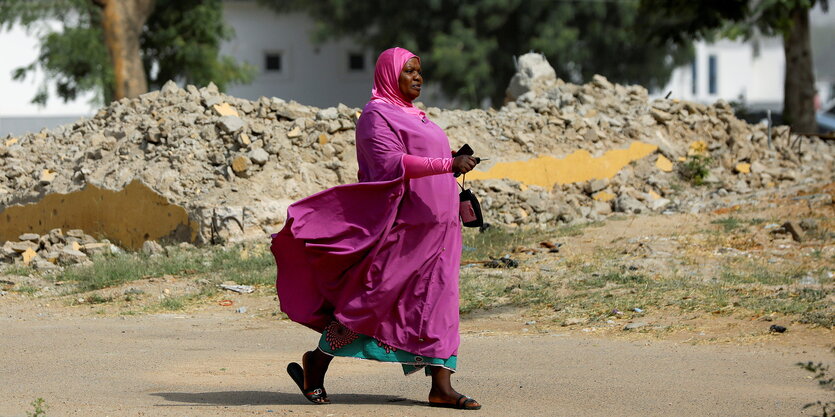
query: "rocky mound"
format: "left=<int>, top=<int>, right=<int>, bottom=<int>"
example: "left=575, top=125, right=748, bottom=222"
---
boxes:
left=0, top=54, right=832, bottom=253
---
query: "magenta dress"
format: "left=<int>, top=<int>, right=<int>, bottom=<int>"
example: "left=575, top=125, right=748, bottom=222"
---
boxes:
left=271, top=101, right=462, bottom=363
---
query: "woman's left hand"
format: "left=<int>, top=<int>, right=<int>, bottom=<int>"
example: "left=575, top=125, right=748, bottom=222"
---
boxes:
left=452, top=155, right=478, bottom=175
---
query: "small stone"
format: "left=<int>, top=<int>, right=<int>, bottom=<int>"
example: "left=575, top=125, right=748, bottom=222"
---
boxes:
left=9, top=241, right=38, bottom=253
left=562, top=317, right=587, bottom=326
left=650, top=108, right=673, bottom=123
left=81, top=243, right=109, bottom=256
left=33, top=258, right=60, bottom=271
left=237, top=132, right=251, bottom=146
left=212, top=103, right=239, bottom=117
left=585, top=178, right=608, bottom=194
left=145, top=128, right=163, bottom=144
left=142, top=240, right=164, bottom=256
left=593, top=191, right=616, bottom=202
left=655, top=155, right=673, bottom=172
left=40, top=169, right=56, bottom=184
left=217, top=115, right=245, bottom=133
left=160, top=80, right=180, bottom=95
left=21, top=248, right=37, bottom=265
left=58, top=248, right=88, bottom=265
left=66, top=229, right=85, bottom=238
left=231, top=155, right=252, bottom=177
left=734, top=162, right=751, bottom=174
left=286, top=126, right=302, bottom=138
left=18, top=233, right=40, bottom=242
left=318, top=134, right=329, bottom=145
left=623, top=322, right=648, bottom=331
left=316, top=107, right=339, bottom=120
left=236, top=306, right=248, bottom=314
left=248, top=148, right=270, bottom=166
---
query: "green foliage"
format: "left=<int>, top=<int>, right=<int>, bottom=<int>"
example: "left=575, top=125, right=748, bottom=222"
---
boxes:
left=0, top=0, right=253, bottom=106
left=159, top=296, right=185, bottom=311
left=679, top=155, right=713, bottom=186
left=141, top=0, right=255, bottom=92
left=26, top=398, right=47, bottom=417
left=262, top=0, right=693, bottom=107
left=639, top=0, right=829, bottom=41
left=56, top=244, right=275, bottom=291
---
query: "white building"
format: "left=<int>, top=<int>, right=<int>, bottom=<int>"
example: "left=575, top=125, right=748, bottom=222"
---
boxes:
left=662, top=37, right=786, bottom=111
left=220, top=1, right=374, bottom=109
left=661, top=7, right=835, bottom=112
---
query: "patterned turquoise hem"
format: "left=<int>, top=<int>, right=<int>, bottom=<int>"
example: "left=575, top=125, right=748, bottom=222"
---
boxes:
left=318, top=321, right=457, bottom=376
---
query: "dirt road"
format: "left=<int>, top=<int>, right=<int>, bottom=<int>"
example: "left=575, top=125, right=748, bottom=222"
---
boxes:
left=1, top=308, right=830, bottom=417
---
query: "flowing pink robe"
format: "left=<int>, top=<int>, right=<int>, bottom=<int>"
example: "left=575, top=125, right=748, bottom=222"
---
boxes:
left=271, top=101, right=461, bottom=359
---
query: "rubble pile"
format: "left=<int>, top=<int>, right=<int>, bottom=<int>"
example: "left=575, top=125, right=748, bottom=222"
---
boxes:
left=0, top=53, right=832, bottom=249
left=1, top=229, right=121, bottom=270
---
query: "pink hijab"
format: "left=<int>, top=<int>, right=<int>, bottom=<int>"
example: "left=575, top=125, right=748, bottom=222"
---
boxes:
left=370, top=47, right=426, bottom=119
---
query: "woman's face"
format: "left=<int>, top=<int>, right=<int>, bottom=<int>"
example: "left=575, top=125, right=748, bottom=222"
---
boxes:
left=398, top=57, right=422, bottom=101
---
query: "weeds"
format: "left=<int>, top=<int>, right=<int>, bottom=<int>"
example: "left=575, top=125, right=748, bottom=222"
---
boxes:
left=680, top=155, right=713, bottom=186
left=711, top=217, right=745, bottom=233
left=86, top=293, right=113, bottom=304
left=26, top=398, right=47, bottom=417
left=159, top=296, right=186, bottom=311
left=796, top=361, right=834, bottom=416
left=56, top=244, right=275, bottom=291
left=14, top=285, right=39, bottom=295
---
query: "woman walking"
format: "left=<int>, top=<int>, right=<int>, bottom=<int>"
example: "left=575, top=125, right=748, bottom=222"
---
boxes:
left=271, top=47, right=481, bottom=410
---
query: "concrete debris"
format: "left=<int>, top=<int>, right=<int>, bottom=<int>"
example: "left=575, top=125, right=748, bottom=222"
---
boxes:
left=0, top=53, right=831, bottom=250
left=1, top=228, right=119, bottom=269
left=220, top=284, right=255, bottom=294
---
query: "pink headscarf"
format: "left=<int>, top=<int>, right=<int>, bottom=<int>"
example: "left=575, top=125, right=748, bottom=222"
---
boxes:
left=370, top=47, right=426, bottom=119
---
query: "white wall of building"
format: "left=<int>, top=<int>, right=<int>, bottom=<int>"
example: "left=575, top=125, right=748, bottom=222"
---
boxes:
left=221, top=1, right=375, bottom=108
left=662, top=38, right=784, bottom=111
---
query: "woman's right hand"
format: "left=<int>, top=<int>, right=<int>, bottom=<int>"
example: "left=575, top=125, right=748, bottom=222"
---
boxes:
left=452, top=155, right=478, bottom=175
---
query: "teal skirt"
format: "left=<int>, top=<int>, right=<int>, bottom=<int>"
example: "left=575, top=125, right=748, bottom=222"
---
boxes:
left=318, top=321, right=457, bottom=376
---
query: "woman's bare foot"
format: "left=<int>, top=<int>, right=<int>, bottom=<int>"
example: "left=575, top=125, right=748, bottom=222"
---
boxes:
left=428, top=367, right=481, bottom=410
left=301, top=349, right=333, bottom=404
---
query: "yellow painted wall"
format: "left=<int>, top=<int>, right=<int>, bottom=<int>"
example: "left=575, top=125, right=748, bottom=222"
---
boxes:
left=0, top=180, right=197, bottom=250
left=466, top=141, right=658, bottom=187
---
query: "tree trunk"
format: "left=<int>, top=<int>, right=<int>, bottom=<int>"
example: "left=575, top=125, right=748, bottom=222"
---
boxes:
left=782, top=6, right=816, bottom=132
left=96, top=0, right=155, bottom=101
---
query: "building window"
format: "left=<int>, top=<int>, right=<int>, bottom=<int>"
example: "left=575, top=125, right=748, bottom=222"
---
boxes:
left=708, top=54, right=717, bottom=95
left=690, top=59, right=697, bottom=95
left=348, top=52, right=365, bottom=72
left=265, top=52, right=282, bottom=72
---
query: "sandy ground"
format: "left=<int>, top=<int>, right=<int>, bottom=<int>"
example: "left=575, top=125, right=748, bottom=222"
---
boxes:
left=1, top=307, right=832, bottom=417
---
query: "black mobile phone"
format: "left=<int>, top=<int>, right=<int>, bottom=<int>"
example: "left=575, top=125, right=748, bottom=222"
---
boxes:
left=453, top=144, right=476, bottom=177
left=453, top=143, right=474, bottom=157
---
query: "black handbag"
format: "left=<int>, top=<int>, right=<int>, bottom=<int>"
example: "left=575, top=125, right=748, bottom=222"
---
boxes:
left=459, top=187, right=483, bottom=228
left=453, top=144, right=484, bottom=228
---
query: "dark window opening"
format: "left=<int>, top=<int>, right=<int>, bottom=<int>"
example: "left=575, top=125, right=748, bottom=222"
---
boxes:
left=265, top=53, right=282, bottom=72
left=349, top=53, right=365, bottom=71
left=708, top=55, right=717, bottom=95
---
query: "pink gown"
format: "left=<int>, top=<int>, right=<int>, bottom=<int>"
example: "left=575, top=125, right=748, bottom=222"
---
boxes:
left=271, top=100, right=461, bottom=359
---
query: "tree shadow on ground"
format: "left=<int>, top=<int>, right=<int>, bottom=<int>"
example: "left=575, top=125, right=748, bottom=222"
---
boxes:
left=151, top=391, right=417, bottom=407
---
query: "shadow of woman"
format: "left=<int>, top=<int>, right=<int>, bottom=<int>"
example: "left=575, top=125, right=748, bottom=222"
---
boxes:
left=150, top=391, right=415, bottom=407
